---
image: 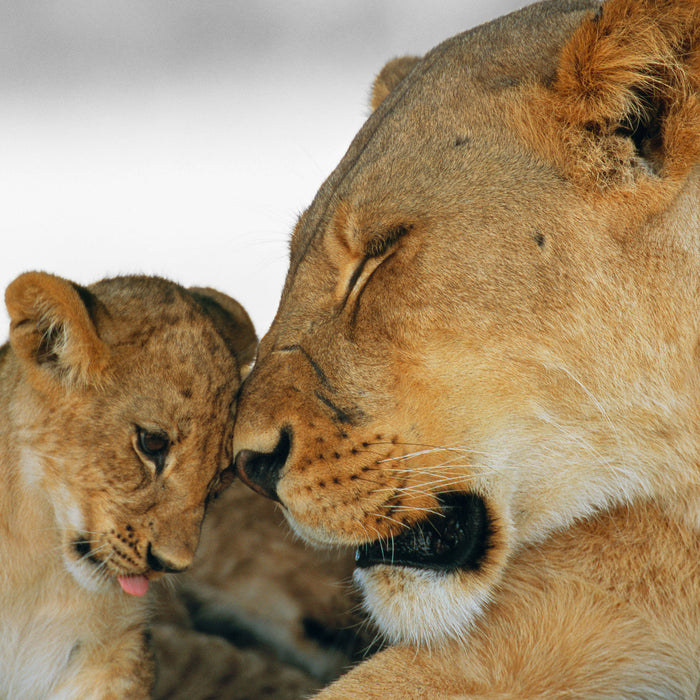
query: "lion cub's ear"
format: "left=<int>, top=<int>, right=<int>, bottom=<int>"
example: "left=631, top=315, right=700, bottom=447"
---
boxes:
left=5, top=271, right=108, bottom=389
left=188, top=287, right=257, bottom=378
left=530, top=0, right=700, bottom=191
left=370, top=56, right=421, bottom=111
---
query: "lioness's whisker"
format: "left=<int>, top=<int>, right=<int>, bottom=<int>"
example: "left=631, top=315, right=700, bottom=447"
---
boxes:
left=377, top=447, right=454, bottom=463
left=389, top=505, right=443, bottom=517
left=535, top=412, right=629, bottom=476
left=373, top=513, right=411, bottom=531
left=381, top=476, right=477, bottom=494
left=348, top=475, right=388, bottom=487
left=554, top=364, right=620, bottom=437
left=371, top=440, right=466, bottom=451
left=394, top=467, right=485, bottom=479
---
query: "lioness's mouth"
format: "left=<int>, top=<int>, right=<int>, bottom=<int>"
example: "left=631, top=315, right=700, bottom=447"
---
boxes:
left=355, top=492, right=491, bottom=572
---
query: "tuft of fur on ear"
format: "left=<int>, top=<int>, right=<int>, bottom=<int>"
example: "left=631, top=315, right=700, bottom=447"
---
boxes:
left=188, top=287, right=257, bottom=376
left=370, top=56, right=421, bottom=111
left=527, top=0, right=700, bottom=190
left=5, top=272, right=109, bottom=388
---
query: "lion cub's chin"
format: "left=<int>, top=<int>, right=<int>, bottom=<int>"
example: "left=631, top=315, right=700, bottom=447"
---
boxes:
left=62, top=541, right=126, bottom=595
left=354, top=565, right=492, bottom=647
left=62, top=535, right=162, bottom=596
left=63, top=552, right=117, bottom=594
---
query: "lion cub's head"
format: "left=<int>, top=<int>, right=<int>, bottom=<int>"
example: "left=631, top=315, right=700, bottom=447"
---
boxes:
left=233, top=0, right=700, bottom=647
left=4, top=272, right=255, bottom=596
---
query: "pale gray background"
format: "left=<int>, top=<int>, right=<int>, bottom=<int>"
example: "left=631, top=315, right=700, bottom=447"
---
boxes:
left=1, top=0, right=524, bottom=338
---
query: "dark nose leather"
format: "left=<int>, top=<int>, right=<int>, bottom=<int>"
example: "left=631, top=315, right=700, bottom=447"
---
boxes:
left=234, top=428, right=291, bottom=502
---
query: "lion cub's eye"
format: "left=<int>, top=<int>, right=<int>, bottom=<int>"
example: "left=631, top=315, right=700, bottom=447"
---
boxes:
left=136, top=428, right=170, bottom=473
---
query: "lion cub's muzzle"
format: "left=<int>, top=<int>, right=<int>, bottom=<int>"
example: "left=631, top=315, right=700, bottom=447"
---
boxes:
left=355, top=492, right=492, bottom=572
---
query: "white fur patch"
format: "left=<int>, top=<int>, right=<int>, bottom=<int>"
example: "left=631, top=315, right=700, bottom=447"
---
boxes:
left=0, top=602, right=80, bottom=698
left=17, top=446, right=44, bottom=488
left=354, top=565, right=491, bottom=647
left=63, top=554, right=113, bottom=594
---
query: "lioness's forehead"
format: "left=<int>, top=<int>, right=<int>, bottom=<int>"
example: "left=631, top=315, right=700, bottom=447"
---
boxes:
left=288, top=0, right=599, bottom=267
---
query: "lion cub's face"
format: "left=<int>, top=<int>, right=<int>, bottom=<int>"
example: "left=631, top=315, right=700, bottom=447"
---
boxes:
left=234, top=0, right=700, bottom=645
left=6, top=273, right=255, bottom=595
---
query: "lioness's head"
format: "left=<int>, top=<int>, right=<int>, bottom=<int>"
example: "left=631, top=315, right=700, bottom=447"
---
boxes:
left=5, top=272, right=255, bottom=596
left=234, top=0, right=700, bottom=644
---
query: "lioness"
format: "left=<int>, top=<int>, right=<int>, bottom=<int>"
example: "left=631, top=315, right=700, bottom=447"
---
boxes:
left=0, top=272, right=255, bottom=698
left=233, top=0, right=700, bottom=693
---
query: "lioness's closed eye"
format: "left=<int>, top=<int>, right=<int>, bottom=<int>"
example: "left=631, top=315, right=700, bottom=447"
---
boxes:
left=0, top=271, right=255, bottom=698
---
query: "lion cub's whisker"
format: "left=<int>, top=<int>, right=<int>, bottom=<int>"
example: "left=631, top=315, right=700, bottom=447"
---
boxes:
left=77, top=542, right=111, bottom=564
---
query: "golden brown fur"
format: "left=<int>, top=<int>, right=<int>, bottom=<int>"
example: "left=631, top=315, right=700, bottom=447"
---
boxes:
left=317, top=503, right=700, bottom=698
left=232, top=0, right=700, bottom=694
left=0, top=271, right=254, bottom=698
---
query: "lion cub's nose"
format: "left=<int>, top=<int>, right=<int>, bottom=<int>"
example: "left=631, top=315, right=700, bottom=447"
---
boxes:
left=146, top=543, right=192, bottom=574
left=234, top=427, right=291, bottom=502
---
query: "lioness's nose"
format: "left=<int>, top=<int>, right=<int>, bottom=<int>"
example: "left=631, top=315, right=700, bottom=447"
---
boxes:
left=234, top=427, right=291, bottom=502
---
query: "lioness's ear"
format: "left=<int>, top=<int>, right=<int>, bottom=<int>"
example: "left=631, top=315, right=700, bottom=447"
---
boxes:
left=370, top=56, right=421, bottom=111
left=531, top=0, right=700, bottom=189
left=188, top=287, right=257, bottom=377
left=5, top=272, right=108, bottom=388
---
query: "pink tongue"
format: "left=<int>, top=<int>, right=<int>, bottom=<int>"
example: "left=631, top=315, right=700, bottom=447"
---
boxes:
left=117, top=575, right=149, bottom=597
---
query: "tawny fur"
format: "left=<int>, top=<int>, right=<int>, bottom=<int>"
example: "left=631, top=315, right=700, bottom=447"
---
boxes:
left=232, top=0, right=700, bottom=694
left=0, top=272, right=255, bottom=698
left=317, top=504, right=700, bottom=699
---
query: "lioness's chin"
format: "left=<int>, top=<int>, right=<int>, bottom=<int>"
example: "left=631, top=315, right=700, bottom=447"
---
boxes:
left=350, top=493, right=510, bottom=645
left=354, top=565, right=492, bottom=646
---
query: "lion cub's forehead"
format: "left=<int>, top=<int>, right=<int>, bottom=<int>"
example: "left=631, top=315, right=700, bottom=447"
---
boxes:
left=86, top=276, right=239, bottom=395
left=90, top=278, right=215, bottom=343
left=89, top=276, right=192, bottom=326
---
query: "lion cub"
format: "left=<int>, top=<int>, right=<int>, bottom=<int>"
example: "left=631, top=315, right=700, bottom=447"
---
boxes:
left=0, top=272, right=255, bottom=699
